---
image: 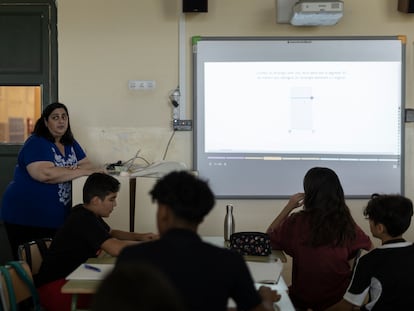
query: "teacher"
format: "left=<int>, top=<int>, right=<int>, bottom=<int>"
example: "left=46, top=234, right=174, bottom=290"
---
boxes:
left=1, top=102, right=101, bottom=258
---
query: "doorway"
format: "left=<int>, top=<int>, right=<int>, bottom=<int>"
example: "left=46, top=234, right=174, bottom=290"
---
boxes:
left=0, top=0, right=57, bottom=205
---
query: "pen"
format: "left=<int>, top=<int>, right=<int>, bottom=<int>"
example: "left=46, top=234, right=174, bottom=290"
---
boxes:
left=84, top=264, right=101, bottom=272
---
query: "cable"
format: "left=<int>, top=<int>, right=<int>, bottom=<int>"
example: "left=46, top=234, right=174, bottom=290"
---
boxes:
left=162, top=130, right=176, bottom=161
left=123, top=148, right=151, bottom=170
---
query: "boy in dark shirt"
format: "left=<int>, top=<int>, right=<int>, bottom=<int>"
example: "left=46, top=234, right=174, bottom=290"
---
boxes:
left=36, top=172, right=157, bottom=311
left=116, top=171, right=280, bottom=311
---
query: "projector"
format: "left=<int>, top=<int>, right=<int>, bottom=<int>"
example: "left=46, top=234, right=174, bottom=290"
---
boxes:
left=290, top=0, right=344, bottom=26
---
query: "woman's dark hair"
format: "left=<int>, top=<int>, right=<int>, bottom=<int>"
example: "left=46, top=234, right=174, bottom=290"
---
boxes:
left=302, top=167, right=356, bottom=247
left=364, top=194, right=413, bottom=237
left=150, top=171, right=215, bottom=224
left=33, top=102, right=75, bottom=144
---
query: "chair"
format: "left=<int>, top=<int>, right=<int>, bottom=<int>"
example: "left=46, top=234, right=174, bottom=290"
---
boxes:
left=17, top=238, right=52, bottom=277
left=0, top=222, right=13, bottom=265
left=351, top=249, right=362, bottom=273
left=0, top=261, right=42, bottom=311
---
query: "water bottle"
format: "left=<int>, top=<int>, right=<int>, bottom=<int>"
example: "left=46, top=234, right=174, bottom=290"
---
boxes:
left=224, top=204, right=235, bottom=241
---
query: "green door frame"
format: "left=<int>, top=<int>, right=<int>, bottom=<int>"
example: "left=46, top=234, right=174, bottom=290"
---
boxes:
left=0, top=0, right=58, bottom=205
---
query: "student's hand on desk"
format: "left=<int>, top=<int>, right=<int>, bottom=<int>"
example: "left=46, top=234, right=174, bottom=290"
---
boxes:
left=258, top=285, right=281, bottom=305
left=137, top=232, right=159, bottom=241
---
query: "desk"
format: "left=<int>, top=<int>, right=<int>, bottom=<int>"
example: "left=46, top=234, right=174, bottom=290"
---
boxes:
left=61, top=257, right=115, bottom=311
left=63, top=238, right=294, bottom=311
left=203, top=236, right=294, bottom=311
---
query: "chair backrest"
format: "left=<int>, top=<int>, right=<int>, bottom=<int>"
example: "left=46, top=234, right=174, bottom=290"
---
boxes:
left=0, top=222, right=13, bottom=266
left=17, top=238, right=52, bottom=276
left=0, top=261, right=39, bottom=311
left=351, top=249, right=362, bottom=273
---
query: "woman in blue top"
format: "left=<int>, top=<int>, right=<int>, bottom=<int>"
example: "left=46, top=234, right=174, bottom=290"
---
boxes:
left=1, top=102, right=100, bottom=258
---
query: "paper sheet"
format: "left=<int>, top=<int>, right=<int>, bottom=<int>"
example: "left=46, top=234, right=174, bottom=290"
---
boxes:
left=65, top=263, right=114, bottom=280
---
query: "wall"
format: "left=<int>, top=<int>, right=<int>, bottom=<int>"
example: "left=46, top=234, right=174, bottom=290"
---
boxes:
left=57, top=0, right=414, bottom=253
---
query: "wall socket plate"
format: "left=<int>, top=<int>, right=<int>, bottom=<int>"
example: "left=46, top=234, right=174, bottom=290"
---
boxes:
left=405, top=108, right=414, bottom=122
left=173, top=119, right=192, bottom=131
left=128, top=80, right=156, bottom=90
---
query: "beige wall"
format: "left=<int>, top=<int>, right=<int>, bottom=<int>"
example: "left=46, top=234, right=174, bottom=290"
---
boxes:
left=57, top=0, right=414, bottom=249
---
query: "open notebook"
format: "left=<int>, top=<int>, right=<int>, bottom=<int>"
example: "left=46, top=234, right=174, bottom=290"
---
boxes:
left=65, top=263, right=114, bottom=280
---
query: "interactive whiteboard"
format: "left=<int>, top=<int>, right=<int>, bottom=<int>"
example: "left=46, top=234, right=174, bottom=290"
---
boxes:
left=193, top=36, right=405, bottom=198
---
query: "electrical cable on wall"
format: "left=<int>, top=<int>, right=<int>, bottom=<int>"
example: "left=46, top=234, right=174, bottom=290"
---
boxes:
left=162, top=131, right=176, bottom=161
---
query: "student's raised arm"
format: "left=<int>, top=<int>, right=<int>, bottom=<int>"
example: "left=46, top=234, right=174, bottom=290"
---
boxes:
left=266, top=192, right=304, bottom=234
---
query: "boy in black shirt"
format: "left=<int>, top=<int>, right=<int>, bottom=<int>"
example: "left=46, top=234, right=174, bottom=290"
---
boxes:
left=36, top=173, right=157, bottom=311
left=116, top=171, right=280, bottom=311
left=330, top=194, right=414, bottom=311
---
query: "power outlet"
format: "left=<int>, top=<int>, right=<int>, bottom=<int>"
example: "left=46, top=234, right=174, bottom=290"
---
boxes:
left=173, top=119, right=192, bottom=131
left=128, top=80, right=156, bottom=90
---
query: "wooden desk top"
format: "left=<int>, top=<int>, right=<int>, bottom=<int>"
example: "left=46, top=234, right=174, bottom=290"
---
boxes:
left=61, top=257, right=115, bottom=294
left=61, top=246, right=293, bottom=311
left=61, top=279, right=99, bottom=294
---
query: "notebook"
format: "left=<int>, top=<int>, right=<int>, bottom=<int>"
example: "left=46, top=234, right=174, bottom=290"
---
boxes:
left=65, top=263, right=114, bottom=280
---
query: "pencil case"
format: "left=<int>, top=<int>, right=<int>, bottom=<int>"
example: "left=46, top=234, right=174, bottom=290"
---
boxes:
left=229, top=232, right=271, bottom=256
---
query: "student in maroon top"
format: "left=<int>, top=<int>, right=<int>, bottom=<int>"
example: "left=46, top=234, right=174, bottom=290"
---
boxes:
left=266, top=167, right=372, bottom=311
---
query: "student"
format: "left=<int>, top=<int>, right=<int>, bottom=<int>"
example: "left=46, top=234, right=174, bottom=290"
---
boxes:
left=266, top=167, right=372, bottom=311
left=116, top=171, right=280, bottom=311
left=92, top=262, right=186, bottom=311
left=36, top=172, right=158, bottom=311
left=328, top=194, right=414, bottom=311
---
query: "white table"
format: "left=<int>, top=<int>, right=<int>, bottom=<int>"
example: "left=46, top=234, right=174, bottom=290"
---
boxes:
left=202, top=236, right=295, bottom=311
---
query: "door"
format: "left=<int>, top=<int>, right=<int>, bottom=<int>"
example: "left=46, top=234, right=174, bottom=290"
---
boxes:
left=0, top=0, right=57, bottom=207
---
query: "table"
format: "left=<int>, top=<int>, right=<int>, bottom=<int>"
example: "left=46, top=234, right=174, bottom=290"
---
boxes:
left=62, top=237, right=294, bottom=311
left=202, top=236, right=294, bottom=311
left=61, top=257, right=115, bottom=311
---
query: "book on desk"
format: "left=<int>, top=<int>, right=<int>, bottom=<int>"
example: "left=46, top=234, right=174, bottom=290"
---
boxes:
left=65, top=263, right=114, bottom=280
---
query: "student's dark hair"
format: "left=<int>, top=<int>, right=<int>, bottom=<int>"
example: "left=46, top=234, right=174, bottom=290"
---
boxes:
left=364, top=194, right=413, bottom=237
left=149, top=171, right=215, bottom=224
left=33, top=102, right=75, bottom=144
left=83, top=173, right=120, bottom=204
left=302, top=167, right=356, bottom=247
left=92, top=262, right=186, bottom=311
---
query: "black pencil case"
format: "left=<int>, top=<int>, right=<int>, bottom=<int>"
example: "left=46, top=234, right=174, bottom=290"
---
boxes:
left=229, top=231, right=272, bottom=256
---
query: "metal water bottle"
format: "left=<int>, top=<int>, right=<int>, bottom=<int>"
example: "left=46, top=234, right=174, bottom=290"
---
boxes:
left=224, top=204, right=235, bottom=241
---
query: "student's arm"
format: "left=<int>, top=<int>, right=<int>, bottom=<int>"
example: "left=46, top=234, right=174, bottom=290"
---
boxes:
left=100, top=238, right=139, bottom=257
left=266, top=192, right=304, bottom=234
left=110, top=229, right=159, bottom=241
left=249, top=286, right=281, bottom=311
